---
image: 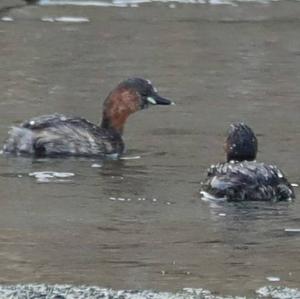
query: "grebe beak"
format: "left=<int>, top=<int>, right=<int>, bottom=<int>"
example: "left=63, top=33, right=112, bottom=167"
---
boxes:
left=147, top=94, right=174, bottom=105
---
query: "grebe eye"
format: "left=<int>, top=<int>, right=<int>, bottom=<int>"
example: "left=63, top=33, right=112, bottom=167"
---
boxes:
left=140, top=88, right=152, bottom=97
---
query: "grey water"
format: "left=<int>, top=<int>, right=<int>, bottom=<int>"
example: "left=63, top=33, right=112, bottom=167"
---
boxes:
left=0, top=1, right=300, bottom=298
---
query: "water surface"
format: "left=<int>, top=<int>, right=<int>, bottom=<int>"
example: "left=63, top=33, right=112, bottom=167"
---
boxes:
left=0, top=1, right=299, bottom=298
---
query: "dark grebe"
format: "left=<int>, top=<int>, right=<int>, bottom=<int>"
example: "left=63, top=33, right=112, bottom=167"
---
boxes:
left=3, top=78, right=173, bottom=157
left=201, top=123, right=295, bottom=202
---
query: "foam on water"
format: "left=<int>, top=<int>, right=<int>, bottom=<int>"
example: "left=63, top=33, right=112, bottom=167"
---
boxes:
left=0, top=284, right=299, bottom=299
left=256, top=286, right=300, bottom=299
left=39, top=0, right=281, bottom=7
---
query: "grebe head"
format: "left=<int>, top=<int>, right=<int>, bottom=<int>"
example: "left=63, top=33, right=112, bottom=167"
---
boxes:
left=101, top=78, right=173, bottom=134
left=225, top=122, right=257, bottom=162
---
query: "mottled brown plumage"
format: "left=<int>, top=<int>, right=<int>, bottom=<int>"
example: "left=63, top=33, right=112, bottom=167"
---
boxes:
left=201, top=123, right=295, bottom=202
left=3, top=78, right=173, bottom=157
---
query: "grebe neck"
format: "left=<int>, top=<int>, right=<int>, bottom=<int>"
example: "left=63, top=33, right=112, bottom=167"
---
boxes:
left=100, top=87, right=140, bottom=135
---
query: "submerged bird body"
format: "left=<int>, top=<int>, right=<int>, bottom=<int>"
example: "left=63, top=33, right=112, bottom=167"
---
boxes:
left=3, top=78, right=173, bottom=157
left=3, top=114, right=124, bottom=157
left=204, top=160, right=295, bottom=201
left=201, top=123, right=295, bottom=202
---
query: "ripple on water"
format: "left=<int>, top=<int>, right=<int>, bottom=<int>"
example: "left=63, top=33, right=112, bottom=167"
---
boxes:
left=200, top=191, right=227, bottom=202
left=41, top=16, right=90, bottom=23
left=1, top=17, right=14, bottom=22
left=28, top=171, right=75, bottom=183
left=109, top=196, right=161, bottom=203
left=120, top=155, right=141, bottom=160
left=40, top=0, right=121, bottom=6
left=284, top=228, right=300, bottom=233
left=91, top=163, right=102, bottom=168
left=266, top=276, right=281, bottom=282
